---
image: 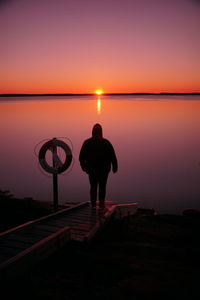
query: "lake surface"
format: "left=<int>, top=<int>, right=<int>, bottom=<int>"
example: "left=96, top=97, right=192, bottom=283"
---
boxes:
left=0, top=95, right=200, bottom=214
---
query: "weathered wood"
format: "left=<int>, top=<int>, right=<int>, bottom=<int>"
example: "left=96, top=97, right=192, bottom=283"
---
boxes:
left=0, top=226, right=71, bottom=282
left=0, top=202, right=88, bottom=239
left=115, top=203, right=138, bottom=219
left=1, top=239, right=31, bottom=250
left=0, top=246, right=19, bottom=257
left=0, top=201, right=137, bottom=280
left=34, top=224, right=60, bottom=233
left=48, top=218, right=97, bottom=226
left=84, top=205, right=117, bottom=242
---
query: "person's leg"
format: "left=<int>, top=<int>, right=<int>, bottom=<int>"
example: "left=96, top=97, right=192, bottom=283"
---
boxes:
left=98, top=172, right=109, bottom=208
left=89, top=173, right=98, bottom=207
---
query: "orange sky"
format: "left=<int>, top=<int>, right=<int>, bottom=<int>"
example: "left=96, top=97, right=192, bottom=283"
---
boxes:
left=0, top=0, right=200, bottom=94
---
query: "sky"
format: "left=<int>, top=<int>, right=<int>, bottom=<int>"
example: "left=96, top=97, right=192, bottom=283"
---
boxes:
left=0, top=0, right=200, bottom=94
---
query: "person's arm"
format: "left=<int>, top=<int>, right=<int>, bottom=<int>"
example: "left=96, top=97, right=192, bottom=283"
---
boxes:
left=79, top=141, right=88, bottom=172
left=109, top=142, right=118, bottom=173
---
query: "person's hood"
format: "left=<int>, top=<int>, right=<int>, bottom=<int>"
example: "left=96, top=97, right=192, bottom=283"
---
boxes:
left=92, top=123, right=103, bottom=138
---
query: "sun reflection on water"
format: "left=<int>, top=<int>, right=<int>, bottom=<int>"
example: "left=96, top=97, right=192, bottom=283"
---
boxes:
left=97, top=97, right=101, bottom=114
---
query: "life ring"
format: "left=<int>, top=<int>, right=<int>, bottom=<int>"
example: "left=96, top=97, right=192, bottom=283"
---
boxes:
left=39, top=138, right=72, bottom=174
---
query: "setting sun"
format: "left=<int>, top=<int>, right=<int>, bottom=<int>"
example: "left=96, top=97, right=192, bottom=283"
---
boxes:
left=95, top=89, right=103, bottom=96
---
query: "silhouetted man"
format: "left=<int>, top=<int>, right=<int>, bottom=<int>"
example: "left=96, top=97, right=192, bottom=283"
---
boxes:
left=79, top=123, right=118, bottom=208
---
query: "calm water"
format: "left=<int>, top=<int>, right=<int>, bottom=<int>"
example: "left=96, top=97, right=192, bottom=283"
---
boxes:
left=0, top=95, right=200, bottom=214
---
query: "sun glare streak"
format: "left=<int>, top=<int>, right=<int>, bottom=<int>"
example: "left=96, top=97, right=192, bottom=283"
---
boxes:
left=97, top=98, right=101, bottom=114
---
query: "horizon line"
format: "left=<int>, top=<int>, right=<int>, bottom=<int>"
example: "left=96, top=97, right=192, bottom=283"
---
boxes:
left=0, top=92, right=200, bottom=97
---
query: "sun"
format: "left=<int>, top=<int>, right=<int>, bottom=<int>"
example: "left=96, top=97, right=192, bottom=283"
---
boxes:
left=95, top=89, right=103, bottom=96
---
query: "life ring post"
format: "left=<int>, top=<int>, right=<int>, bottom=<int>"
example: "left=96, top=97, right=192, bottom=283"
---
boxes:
left=38, top=137, right=73, bottom=212
left=52, top=138, right=58, bottom=212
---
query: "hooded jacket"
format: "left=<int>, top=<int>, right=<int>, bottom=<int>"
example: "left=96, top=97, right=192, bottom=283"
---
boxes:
left=79, top=124, right=118, bottom=174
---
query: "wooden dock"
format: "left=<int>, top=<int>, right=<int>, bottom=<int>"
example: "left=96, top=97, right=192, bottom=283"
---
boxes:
left=0, top=201, right=137, bottom=281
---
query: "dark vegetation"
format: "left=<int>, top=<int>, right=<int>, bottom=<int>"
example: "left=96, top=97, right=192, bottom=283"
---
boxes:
left=0, top=189, right=51, bottom=232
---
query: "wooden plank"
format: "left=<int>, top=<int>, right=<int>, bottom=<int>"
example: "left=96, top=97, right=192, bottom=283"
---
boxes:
left=115, top=203, right=138, bottom=219
left=64, top=211, right=100, bottom=219
left=68, top=218, right=97, bottom=226
left=0, top=226, right=71, bottom=281
left=42, top=221, right=93, bottom=230
left=43, top=222, right=65, bottom=229
left=71, top=234, right=84, bottom=242
left=84, top=205, right=117, bottom=242
left=34, top=224, right=60, bottom=233
left=57, top=215, right=98, bottom=223
left=71, top=230, right=90, bottom=240
left=48, top=219, right=97, bottom=227
left=0, top=202, right=120, bottom=281
left=64, top=209, right=96, bottom=216
left=8, top=233, right=42, bottom=245
left=1, top=239, right=31, bottom=250
left=67, top=223, right=93, bottom=231
left=61, top=211, right=99, bottom=219
left=0, top=202, right=88, bottom=239
left=29, top=228, right=53, bottom=238
left=0, top=202, right=120, bottom=282
left=0, top=254, right=11, bottom=263
left=71, top=229, right=89, bottom=235
left=58, top=215, right=99, bottom=224
left=0, top=246, right=19, bottom=257
left=69, top=205, right=117, bottom=242
left=0, top=221, right=35, bottom=240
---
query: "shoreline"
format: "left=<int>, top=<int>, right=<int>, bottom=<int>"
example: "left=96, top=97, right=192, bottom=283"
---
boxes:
left=1, top=200, right=200, bottom=299
left=1, top=191, right=200, bottom=299
left=0, top=191, right=199, bottom=233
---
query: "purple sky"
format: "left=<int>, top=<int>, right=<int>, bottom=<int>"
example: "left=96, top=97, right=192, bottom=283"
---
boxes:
left=0, top=0, right=200, bottom=93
